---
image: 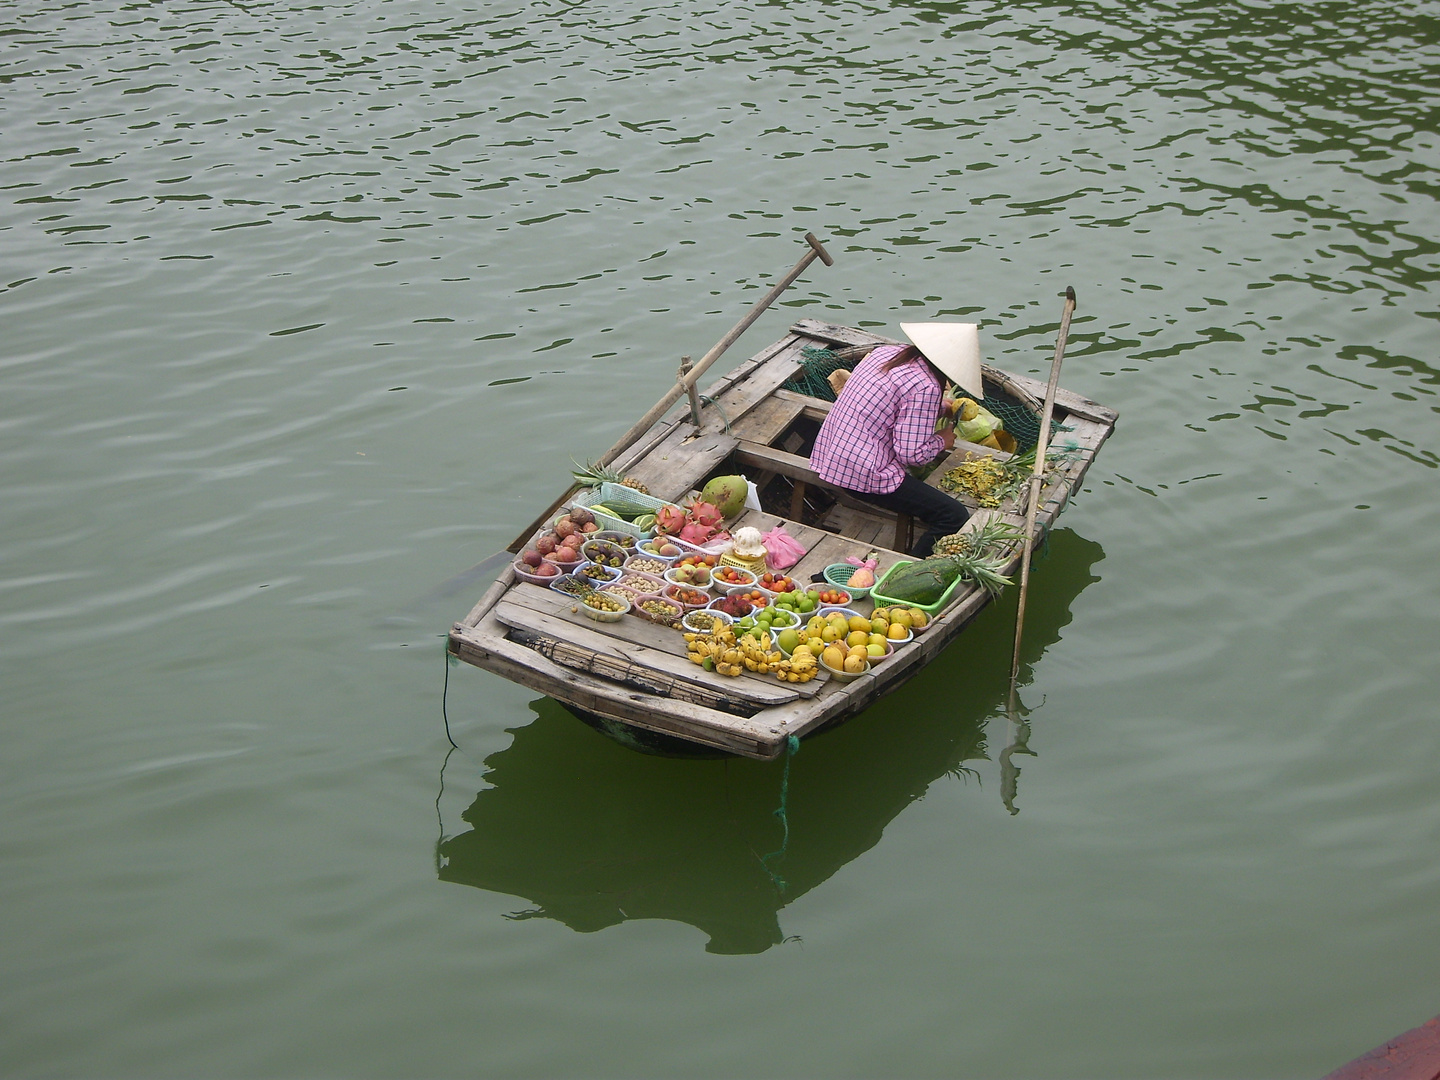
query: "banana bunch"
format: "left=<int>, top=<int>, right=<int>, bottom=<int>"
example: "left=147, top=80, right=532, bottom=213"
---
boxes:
left=683, top=629, right=744, bottom=677
left=773, top=644, right=819, bottom=683
left=738, top=632, right=782, bottom=675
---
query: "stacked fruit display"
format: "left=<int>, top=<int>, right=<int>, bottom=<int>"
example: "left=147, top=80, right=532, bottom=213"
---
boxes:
left=683, top=627, right=747, bottom=677
left=580, top=539, right=627, bottom=568
left=681, top=625, right=817, bottom=683
left=663, top=584, right=710, bottom=609
left=654, top=498, right=729, bottom=548
left=639, top=537, right=684, bottom=559
left=517, top=507, right=602, bottom=577
left=767, top=586, right=849, bottom=617
left=870, top=605, right=929, bottom=635
left=731, top=604, right=799, bottom=641
left=786, top=611, right=898, bottom=670
left=711, top=564, right=757, bottom=588
left=756, top=572, right=798, bottom=597
left=665, top=559, right=712, bottom=588
left=711, top=591, right=760, bottom=618
left=772, top=646, right=819, bottom=683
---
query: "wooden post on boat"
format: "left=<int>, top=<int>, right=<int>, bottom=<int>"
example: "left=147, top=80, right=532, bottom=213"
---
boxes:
left=507, top=232, right=834, bottom=551
left=679, top=355, right=703, bottom=428
left=1008, top=286, right=1077, bottom=701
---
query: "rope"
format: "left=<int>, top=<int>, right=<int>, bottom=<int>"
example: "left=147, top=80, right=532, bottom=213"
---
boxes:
left=760, top=734, right=801, bottom=893
left=698, top=394, right=731, bottom=433
left=442, top=647, right=458, bottom=749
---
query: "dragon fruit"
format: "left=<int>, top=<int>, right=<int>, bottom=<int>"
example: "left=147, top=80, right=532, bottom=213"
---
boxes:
left=679, top=521, right=719, bottom=545
left=685, top=500, right=724, bottom=530
left=655, top=504, right=688, bottom=536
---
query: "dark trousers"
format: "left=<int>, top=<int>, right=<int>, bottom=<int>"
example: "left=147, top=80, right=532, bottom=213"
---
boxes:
left=851, top=474, right=970, bottom=558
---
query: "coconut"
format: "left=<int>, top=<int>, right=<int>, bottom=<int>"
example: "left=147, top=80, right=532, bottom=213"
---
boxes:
left=700, top=475, right=748, bottom=519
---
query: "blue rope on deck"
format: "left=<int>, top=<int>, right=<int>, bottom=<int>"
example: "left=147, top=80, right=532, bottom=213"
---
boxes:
left=761, top=734, right=801, bottom=893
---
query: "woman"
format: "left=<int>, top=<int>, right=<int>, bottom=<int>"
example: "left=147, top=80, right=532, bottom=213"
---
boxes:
left=810, top=322, right=983, bottom=557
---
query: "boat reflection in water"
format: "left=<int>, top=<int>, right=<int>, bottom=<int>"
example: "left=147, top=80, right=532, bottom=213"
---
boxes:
left=438, top=529, right=1103, bottom=954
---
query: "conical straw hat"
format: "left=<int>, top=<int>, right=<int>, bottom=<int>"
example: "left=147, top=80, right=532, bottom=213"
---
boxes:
left=899, top=322, right=983, bottom=398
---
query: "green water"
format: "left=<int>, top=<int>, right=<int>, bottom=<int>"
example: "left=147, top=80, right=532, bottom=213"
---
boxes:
left=3, top=0, right=1437, bottom=1075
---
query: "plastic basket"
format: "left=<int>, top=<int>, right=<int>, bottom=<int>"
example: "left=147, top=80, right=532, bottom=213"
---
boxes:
left=869, top=560, right=968, bottom=618
left=571, top=483, right=668, bottom=539
left=822, top=562, right=872, bottom=601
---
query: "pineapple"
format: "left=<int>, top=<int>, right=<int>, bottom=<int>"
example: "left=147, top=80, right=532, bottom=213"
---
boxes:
left=931, top=532, right=969, bottom=558
left=570, top=457, right=650, bottom=496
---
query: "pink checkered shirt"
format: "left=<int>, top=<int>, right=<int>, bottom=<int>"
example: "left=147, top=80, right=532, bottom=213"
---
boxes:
left=810, top=345, right=946, bottom=494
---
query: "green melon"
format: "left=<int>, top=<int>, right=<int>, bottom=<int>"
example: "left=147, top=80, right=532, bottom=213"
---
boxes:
left=700, top=475, right=748, bottom=519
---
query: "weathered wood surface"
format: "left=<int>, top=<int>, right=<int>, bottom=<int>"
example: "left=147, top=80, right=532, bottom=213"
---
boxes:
left=820, top=501, right=902, bottom=550
left=495, top=582, right=821, bottom=701
left=699, top=338, right=808, bottom=438
left=460, top=562, right=516, bottom=629
left=730, top=393, right=807, bottom=448
left=451, top=614, right=781, bottom=757
left=1322, top=1013, right=1440, bottom=1080
left=452, top=320, right=1118, bottom=758
left=493, top=601, right=792, bottom=713
left=507, top=334, right=800, bottom=552
left=619, top=425, right=738, bottom=503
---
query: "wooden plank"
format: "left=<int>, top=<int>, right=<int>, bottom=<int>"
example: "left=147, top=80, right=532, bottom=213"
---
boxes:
left=787, top=530, right=895, bottom=586
left=791, top=318, right=898, bottom=349
left=459, top=563, right=516, bottom=628
left=450, top=617, right=782, bottom=758
left=732, top=440, right=822, bottom=487
left=730, top=394, right=806, bottom=448
left=700, top=339, right=809, bottom=437
left=773, top=388, right=833, bottom=424
left=776, top=582, right=998, bottom=739
left=820, top=500, right=895, bottom=547
left=498, top=583, right=821, bottom=700
left=621, top=427, right=738, bottom=503
left=493, top=596, right=801, bottom=709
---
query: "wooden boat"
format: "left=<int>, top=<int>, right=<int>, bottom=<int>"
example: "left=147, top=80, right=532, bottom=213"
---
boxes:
left=448, top=311, right=1117, bottom=761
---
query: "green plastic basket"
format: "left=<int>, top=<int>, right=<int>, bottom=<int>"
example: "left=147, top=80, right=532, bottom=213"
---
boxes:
left=822, top=562, right=872, bottom=600
left=869, top=560, right=968, bottom=617
left=571, top=482, right=667, bottom=539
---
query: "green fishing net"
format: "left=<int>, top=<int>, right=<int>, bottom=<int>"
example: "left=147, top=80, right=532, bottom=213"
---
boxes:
left=784, top=347, right=1055, bottom=454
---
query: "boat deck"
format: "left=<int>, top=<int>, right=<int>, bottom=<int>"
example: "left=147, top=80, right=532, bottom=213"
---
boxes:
left=449, top=318, right=1117, bottom=759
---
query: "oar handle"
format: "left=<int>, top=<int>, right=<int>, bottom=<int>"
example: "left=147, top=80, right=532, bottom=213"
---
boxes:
left=506, top=233, right=834, bottom=552
left=597, top=232, right=833, bottom=466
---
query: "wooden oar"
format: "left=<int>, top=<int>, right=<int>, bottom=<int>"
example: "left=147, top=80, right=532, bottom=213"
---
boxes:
left=507, top=232, right=834, bottom=551
left=597, top=231, right=833, bottom=470
left=1008, top=286, right=1076, bottom=700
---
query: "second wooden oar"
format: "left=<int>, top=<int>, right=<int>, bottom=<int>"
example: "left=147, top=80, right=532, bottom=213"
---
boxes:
left=1008, top=286, right=1076, bottom=699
